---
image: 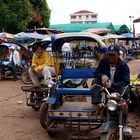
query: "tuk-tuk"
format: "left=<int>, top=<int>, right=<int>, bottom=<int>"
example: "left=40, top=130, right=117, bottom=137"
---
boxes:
left=39, top=32, right=108, bottom=139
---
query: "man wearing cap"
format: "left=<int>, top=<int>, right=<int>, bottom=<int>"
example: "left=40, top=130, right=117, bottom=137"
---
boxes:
left=29, top=42, right=55, bottom=86
left=5, top=46, right=20, bottom=80
left=94, top=44, right=130, bottom=90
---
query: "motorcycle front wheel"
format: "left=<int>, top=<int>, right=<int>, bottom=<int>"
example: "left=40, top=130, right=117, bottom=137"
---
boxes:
left=39, top=102, right=56, bottom=137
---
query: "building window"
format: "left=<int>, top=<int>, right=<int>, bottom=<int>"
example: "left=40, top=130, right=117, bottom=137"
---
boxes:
left=79, top=15, right=82, bottom=19
left=86, top=15, right=89, bottom=19
left=71, top=16, right=76, bottom=19
left=91, top=15, right=97, bottom=18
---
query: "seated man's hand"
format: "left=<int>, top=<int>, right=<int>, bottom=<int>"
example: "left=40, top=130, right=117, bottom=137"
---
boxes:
left=31, top=65, right=36, bottom=73
left=101, top=75, right=111, bottom=88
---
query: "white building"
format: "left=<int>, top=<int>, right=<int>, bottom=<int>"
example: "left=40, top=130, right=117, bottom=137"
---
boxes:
left=70, top=10, right=98, bottom=24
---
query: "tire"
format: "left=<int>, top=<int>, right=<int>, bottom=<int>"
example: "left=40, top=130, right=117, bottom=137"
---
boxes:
left=30, top=92, right=40, bottom=111
left=82, top=80, right=88, bottom=88
left=39, top=102, right=56, bottom=137
left=0, top=72, right=2, bottom=80
left=39, top=102, right=50, bottom=129
left=21, top=70, right=32, bottom=85
left=100, top=129, right=118, bottom=140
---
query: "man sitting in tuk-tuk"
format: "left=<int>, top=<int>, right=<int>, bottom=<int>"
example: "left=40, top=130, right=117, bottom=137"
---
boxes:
left=29, top=42, right=55, bottom=86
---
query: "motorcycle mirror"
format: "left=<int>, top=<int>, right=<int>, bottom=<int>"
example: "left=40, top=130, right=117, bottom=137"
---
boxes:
left=137, top=73, right=140, bottom=79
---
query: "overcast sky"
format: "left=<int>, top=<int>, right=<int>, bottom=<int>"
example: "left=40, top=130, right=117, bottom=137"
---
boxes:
left=47, top=0, right=140, bottom=33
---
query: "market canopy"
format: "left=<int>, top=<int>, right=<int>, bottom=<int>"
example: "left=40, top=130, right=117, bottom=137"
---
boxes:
left=50, top=22, right=116, bottom=34
left=113, top=25, right=131, bottom=34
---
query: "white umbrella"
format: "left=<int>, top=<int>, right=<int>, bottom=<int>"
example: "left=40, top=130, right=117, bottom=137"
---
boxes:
left=16, top=31, right=48, bottom=39
left=0, top=32, right=18, bottom=39
left=83, top=28, right=110, bottom=35
left=103, top=34, right=126, bottom=39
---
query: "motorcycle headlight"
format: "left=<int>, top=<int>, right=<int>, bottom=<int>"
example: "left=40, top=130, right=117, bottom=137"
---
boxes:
left=107, top=100, right=117, bottom=111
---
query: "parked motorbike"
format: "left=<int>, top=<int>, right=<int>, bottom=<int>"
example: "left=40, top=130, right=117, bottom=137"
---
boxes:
left=0, top=58, right=26, bottom=80
left=130, top=73, right=140, bottom=116
left=97, top=85, right=132, bottom=140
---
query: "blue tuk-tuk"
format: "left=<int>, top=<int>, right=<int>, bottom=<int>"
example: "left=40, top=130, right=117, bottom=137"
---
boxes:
left=39, top=32, right=108, bottom=139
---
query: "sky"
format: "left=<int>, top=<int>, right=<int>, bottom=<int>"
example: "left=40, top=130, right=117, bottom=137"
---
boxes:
left=47, top=0, right=140, bottom=33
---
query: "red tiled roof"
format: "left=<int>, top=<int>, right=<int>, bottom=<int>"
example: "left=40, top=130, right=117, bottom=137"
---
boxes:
left=73, top=10, right=94, bottom=14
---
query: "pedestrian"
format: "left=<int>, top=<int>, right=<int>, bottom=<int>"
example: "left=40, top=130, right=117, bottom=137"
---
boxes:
left=5, top=46, right=20, bottom=80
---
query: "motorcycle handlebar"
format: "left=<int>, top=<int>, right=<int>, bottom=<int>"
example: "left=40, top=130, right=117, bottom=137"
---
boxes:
left=93, top=84, right=129, bottom=98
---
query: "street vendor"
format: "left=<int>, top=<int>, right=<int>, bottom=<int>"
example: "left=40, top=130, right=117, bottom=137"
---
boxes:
left=29, top=42, right=55, bottom=86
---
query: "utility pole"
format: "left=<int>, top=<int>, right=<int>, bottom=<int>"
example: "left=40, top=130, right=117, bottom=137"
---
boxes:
left=129, top=16, right=134, bottom=32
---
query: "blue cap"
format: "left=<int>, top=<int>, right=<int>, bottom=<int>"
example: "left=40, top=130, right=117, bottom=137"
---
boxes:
left=107, top=44, right=120, bottom=54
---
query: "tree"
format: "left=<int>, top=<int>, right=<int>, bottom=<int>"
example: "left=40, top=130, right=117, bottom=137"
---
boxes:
left=0, top=0, right=32, bottom=33
left=28, top=0, right=51, bottom=29
left=0, top=0, right=51, bottom=33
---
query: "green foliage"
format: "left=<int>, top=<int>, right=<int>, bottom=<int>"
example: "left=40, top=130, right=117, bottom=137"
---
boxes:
left=28, top=0, right=51, bottom=29
left=0, top=0, right=50, bottom=33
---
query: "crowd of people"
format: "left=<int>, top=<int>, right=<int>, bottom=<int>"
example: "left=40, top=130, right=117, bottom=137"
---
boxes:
left=0, top=40, right=139, bottom=114
left=0, top=41, right=131, bottom=87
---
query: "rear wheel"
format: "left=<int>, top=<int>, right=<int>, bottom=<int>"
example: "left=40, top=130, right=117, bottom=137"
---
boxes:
left=21, top=70, right=32, bottom=85
left=30, top=92, right=40, bottom=111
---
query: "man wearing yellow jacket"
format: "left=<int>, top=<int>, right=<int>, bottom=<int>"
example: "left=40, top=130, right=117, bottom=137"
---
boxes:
left=29, top=43, right=55, bottom=86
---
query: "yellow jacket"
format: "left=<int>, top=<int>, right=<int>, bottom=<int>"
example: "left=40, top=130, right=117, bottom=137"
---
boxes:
left=32, top=51, right=54, bottom=72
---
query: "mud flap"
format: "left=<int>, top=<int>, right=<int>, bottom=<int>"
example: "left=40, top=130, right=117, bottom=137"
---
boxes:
left=100, top=121, right=115, bottom=133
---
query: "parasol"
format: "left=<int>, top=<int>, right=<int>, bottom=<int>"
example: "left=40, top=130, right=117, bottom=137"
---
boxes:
left=83, top=28, right=110, bottom=35
left=16, top=32, right=48, bottom=40
left=26, top=28, right=63, bottom=35
left=103, top=34, right=126, bottom=39
left=0, top=32, right=19, bottom=39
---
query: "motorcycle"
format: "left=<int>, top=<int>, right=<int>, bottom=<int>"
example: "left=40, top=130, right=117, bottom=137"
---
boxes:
left=97, top=85, right=132, bottom=140
left=130, top=73, right=140, bottom=116
left=0, top=58, right=25, bottom=80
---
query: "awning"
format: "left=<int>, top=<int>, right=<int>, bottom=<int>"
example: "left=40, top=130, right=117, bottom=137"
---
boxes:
left=50, top=22, right=116, bottom=34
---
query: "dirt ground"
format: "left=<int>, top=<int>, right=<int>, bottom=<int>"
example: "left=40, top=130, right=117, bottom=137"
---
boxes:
left=0, top=59, right=140, bottom=140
